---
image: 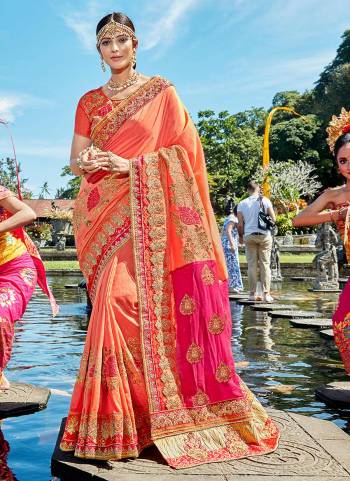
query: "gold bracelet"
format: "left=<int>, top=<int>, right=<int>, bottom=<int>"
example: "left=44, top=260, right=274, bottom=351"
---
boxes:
left=329, top=210, right=339, bottom=223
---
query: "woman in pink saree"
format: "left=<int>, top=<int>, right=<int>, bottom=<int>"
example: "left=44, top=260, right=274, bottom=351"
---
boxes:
left=294, top=108, right=350, bottom=373
left=0, top=186, right=58, bottom=389
left=60, top=12, right=279, bottom=468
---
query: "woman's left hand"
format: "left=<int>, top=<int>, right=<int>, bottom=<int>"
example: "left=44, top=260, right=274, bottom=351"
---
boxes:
left=93, top=151, right=129, bottom=174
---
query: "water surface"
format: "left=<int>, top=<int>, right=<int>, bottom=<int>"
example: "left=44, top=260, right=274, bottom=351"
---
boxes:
left=1, top=276, right=349, bottom=480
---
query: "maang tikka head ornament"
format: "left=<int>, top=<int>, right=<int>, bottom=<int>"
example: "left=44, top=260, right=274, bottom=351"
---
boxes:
left=96, top=13, right=137, bottom=48
left=327, top=107, right=350, bottom=153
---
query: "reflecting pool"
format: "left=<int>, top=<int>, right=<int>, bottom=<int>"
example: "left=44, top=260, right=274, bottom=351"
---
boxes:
left=1, top=276, right=349, bottom=480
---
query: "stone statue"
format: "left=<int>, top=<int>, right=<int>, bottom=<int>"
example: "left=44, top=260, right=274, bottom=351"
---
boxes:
left=56, top=235, right=67, bottom=251
left=283, top=231, right=294, bottom=246
left=271, top=236, right=283, bottom=281
left=312, top=223, right=339, bottom=291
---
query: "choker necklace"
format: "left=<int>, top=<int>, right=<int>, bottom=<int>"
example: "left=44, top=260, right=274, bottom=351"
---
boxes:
left=107, top=72, right=139, bottom=93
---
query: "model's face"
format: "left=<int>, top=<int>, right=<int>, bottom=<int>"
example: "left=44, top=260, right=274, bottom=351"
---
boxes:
left=99, top=34, right=135, bottom=71
left=337, top=143, right=350, bottom=181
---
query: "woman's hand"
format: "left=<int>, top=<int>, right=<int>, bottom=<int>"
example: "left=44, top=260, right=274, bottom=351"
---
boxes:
left=93, top=151, right=129, bottom=174
left=338, top=204, right=350, bottom=221
left=230, top=243, right=236, bottom=252
left=78, top=148, right=101, bottom=173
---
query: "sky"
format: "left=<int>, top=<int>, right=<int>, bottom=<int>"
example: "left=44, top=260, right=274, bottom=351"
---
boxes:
left=0, top=0, right=349, bottom=197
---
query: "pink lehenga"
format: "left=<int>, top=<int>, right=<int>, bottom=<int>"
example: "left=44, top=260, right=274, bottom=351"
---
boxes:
left=333, top=205, right=350, bottom=373
left=0, top=185, right=58, bottom=377
left=60, top=77, right=279, bottom=468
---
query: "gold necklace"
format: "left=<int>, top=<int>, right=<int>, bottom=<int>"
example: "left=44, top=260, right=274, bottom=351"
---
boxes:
left=107, top=72, right=139, bottom=93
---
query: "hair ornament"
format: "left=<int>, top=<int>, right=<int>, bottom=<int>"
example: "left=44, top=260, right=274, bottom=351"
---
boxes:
left=342, top=124, right=350, bottom=135
left=97, top=13, right=136, bottom=47
left=327, top=108, right=350, bottom=153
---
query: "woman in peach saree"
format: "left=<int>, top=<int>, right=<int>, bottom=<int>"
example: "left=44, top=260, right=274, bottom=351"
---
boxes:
left=60, top=12, right=279, bottom=468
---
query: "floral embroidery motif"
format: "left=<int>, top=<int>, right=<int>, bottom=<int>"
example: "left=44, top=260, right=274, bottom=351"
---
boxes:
left=98, top=102, right=112, bottom=117
left=201, top=265, right=215, bottom=285
left=0, top=288, right=16, bottom=307
left=183, top=433, right=208, bottom=461
left=130, top=153, right=182, bottom=411
left=178, top=206, right=201, bottom=225
left=87, top=187, right=101, bottom=211
left=192, top=389, right=209, bottom=406
left=186, top=343, right=203, bottom=364
left=224, top=427, right=249, bottom=456
left=215, top=362, right=232, bottom=383
left=163, top=147, right=213, bottom=263
left=20, top=268, right=36, bottom=287
left=208, top=314, right=226, bottom=335
left=179, top=294, right=196, bottom=315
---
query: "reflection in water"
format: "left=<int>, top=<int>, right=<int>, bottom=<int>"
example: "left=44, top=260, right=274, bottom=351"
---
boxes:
left=0, top=276, right=349, bottom=480
left=0, top=427, right=18, bottom=481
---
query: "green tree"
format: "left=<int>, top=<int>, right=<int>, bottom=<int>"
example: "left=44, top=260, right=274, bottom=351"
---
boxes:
left=197, top=110, right=263, bottom=212
left=269, top=115, right=320, bottom=164
left=0, top=157, right=32, bottom=198
left=56, top=165, right=81, bottom=199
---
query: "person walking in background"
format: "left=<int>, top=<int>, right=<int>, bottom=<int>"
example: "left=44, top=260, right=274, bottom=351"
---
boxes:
left=237, top=181, right=276, bottom=303
left=221, top=199, right=243, bottom=293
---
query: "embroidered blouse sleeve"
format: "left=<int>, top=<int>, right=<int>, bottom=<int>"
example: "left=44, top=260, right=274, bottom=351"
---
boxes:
left=74, top=98, right=91, bottom=138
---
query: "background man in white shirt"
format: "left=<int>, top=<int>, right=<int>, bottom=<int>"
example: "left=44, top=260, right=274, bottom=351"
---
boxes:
left=237, top=181, right=276, bottom=302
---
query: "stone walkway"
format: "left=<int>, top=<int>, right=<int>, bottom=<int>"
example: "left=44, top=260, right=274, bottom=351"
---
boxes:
left=0, top=382, right=50, bottom=418
left=51, top=409, right=350, bottom=480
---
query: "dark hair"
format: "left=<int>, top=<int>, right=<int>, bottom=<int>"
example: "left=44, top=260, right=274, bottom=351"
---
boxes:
left=96, top=12, right=135, bottom=36
left=247, top=180, right=259, bottom=192
left=224, top=199, right=234, bottom=216
left=334, top=132, right=350, bottom=160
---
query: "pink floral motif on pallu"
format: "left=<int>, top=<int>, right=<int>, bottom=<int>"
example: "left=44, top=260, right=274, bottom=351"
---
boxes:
left=172, top=260, right=243, bottom=407
left=130, top=147, right=280, bottom=468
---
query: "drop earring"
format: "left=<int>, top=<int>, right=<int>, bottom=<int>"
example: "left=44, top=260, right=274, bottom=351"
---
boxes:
left=100, top=56, right=106, bottom=73
left=130, top=49, right=136, bottom=67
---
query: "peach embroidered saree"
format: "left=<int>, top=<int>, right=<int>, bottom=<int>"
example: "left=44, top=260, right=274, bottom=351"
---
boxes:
left=60, top=77, right=279, bottom=468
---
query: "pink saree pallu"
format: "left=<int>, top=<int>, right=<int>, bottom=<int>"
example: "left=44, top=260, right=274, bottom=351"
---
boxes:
left=333, top=207, right=350, bottom=373
left=60, top=77, right=279, bottom=468
left=0, top=253, right=37, bottom=371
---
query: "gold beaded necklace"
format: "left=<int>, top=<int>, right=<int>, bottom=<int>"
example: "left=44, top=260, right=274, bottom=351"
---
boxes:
left=107, top=71, right=139, bottom=93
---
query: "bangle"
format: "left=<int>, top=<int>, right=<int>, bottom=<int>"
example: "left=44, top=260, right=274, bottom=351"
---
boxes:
left=76, top=155, right=84, bottom=171
left=76, top=147, right=89, bottom=171
left=329, top=210, right=339, bottom=223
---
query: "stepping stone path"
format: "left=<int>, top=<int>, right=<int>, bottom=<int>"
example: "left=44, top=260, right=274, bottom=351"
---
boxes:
left=320, top=329, right=334, bottom=340
left=52, top=410, right=350, bottom=480
left=237, top=299, right=262, bottom=305
left=316, top=382, right=350, bottom=409
left=228, top=292, right=250, bottom=300
left=309, top=288, right=341, bottom=293
left=0, top=382, right=50, bottom=418
left=269, top=310, right=321, bottom=319
left=290, top=318, right=333, bottom=329
left=252, top=303, right=298, bottom=311
left=291, top=276, right=315, bottom=282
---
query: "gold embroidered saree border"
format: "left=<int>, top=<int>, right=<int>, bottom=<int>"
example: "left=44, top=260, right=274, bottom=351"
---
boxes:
left=91, top=76, right=172, bottom=149
left=130, top=149, right=254, bottom=435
